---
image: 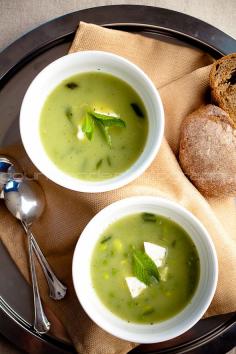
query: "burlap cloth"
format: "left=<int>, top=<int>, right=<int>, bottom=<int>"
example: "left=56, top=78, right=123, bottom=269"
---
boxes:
left=0, top=22, right=235, bottom=354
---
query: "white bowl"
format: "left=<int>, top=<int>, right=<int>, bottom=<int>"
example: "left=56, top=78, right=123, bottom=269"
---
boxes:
left=72, top=196, right=218, bottom=343
left=20, top=51, right=164, bottom=192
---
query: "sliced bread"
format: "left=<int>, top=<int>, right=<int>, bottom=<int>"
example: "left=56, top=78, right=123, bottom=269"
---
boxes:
left=209, top=53, right=236, bottom=126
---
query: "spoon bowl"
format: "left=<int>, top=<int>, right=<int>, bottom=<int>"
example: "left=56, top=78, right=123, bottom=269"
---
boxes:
left=4, top=178, right=45, bottom=226
left=0, top=155, right=23, bottom=197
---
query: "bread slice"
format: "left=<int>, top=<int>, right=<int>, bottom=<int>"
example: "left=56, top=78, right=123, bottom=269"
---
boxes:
left=179, top=104, right=236, bottom=198
left=209, top=53, right=236, bottom=126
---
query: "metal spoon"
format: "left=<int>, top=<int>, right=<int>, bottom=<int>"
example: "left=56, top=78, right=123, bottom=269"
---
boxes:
left=0, top=155, right=22, bottom=198
left=3, top=178, right=67, bottom=332
left=4, top=178, right=50, bottom=334
left=1, top=162, right=67, bottom=301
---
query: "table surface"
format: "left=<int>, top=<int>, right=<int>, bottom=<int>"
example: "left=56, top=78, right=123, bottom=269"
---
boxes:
left=0, top=1, right=235, bottom=353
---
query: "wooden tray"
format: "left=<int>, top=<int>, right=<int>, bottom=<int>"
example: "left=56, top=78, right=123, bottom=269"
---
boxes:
left=0, top=5, right=235, bottom=354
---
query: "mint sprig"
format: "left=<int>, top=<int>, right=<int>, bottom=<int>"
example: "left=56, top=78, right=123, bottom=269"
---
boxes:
left=81, top=111, right=126, bottom=147
left=95, top=120, right=112, bottom=147
left=90, top=111, right=126, bottom=128
left=132, top=249, right=160, bottom=286
left=82, top=112, right=94, bottom=140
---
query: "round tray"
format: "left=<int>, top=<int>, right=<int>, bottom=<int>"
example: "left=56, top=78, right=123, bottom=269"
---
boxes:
left=0, top=5, right=235, bottom=354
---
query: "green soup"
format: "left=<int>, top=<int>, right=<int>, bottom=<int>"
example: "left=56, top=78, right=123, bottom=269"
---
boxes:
left=40, top=72, right=148, bottom=181
left=91, top=213, right=200, bottom=324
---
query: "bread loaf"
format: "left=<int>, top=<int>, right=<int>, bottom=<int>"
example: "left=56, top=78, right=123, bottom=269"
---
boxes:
left=179, top=104, right=236, bottom=197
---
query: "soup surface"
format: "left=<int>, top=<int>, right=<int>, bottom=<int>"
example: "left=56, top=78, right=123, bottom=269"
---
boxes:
left=40, top=72, right=148, bottom=181
left=91, top=213, right=200, bottom=324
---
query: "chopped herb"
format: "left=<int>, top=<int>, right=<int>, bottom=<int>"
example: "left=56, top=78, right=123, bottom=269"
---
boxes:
left=82, top=113, right=94, bottom=141
left=107, top=156, right=112, bottom=166
left=65, top=107, right=77, bottom=133
left=131, top=103, right=144, bottom=118
left=100, top=235, right=112, bottom=244
left=65, top=107, right=73, bottom=120
left=66, top=82, right=78, bottom=89
left=142, top=213, right=157, bottom=222
left=96, top=159, right=103, bottom=169
left=111, top=268, right=118, bottom=276
left=171, top=240, right=177, bottom=248
left=142, top=308, right=154, bottom=316
left=132, top=248, right=160, bottom=285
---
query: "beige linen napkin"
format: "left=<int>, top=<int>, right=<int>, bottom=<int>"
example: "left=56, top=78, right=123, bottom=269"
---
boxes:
left=0, top=22, right=236, bottom=354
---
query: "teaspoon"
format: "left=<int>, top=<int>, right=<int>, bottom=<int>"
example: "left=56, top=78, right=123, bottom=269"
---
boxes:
left=2, top=172, right=67, bottom=300
left=4, top=178, right=50, bottom=334
left=0, top=155, right=22, bottom=198
left=4, top=178, right=67, bottom=332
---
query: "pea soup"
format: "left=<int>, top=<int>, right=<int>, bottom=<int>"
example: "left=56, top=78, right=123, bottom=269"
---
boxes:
left=40, top=72, right=148, bottom=181
left=91, top=213, right=200, bottom=324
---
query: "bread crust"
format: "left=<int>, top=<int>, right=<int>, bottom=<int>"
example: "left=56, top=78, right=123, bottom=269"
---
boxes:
left=209, top=53, right=236, bottom=87
left=209, top=53, right=236, bottom=126
left=179, top=104, right=236, bottom=197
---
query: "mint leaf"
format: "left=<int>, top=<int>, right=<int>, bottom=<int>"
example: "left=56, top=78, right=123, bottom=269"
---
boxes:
left=132, top=249, right=160, bottom=286
left=89, top=112, right=126, bottom=127
left=82, top=113, right=94, bottom=140
left=96, top=120, right=112, bottom=148
left=103, top=126, right=112, bottom=148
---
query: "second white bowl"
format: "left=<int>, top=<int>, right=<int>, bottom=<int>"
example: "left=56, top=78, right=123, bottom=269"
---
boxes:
left=72, top=196, right=218, bottom=343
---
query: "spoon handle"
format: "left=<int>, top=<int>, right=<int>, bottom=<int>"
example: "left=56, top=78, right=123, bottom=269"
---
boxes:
left=21, top=222, right=67, bottom=300
left=31, top=232, right=67, bottom=300
left=27, top=230, right=51, bottom=334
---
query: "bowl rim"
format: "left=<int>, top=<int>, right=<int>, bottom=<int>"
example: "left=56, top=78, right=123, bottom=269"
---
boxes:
left=72, top=196, right=218, bottom=343
left=20, top=50, right=164, bottom=193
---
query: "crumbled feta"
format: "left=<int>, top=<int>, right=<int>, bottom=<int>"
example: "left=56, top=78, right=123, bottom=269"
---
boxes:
left=144, top=242, right=167, bottom=268
left=77, top=125, right=85, bottom=140
left=94, top=109, right=118, bottom=117
left=125, top=276, right=147, bottom=298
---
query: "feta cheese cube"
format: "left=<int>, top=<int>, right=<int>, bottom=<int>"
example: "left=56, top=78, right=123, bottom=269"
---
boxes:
left=144, top=242, right=167, bottom=268
left=125, top=276, right=147, bottom=298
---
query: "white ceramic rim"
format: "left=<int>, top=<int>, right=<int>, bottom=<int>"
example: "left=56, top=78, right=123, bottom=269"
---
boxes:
left=72, top=196, right=218, bottom=343
left=20, top=51, right=164, bottom=193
